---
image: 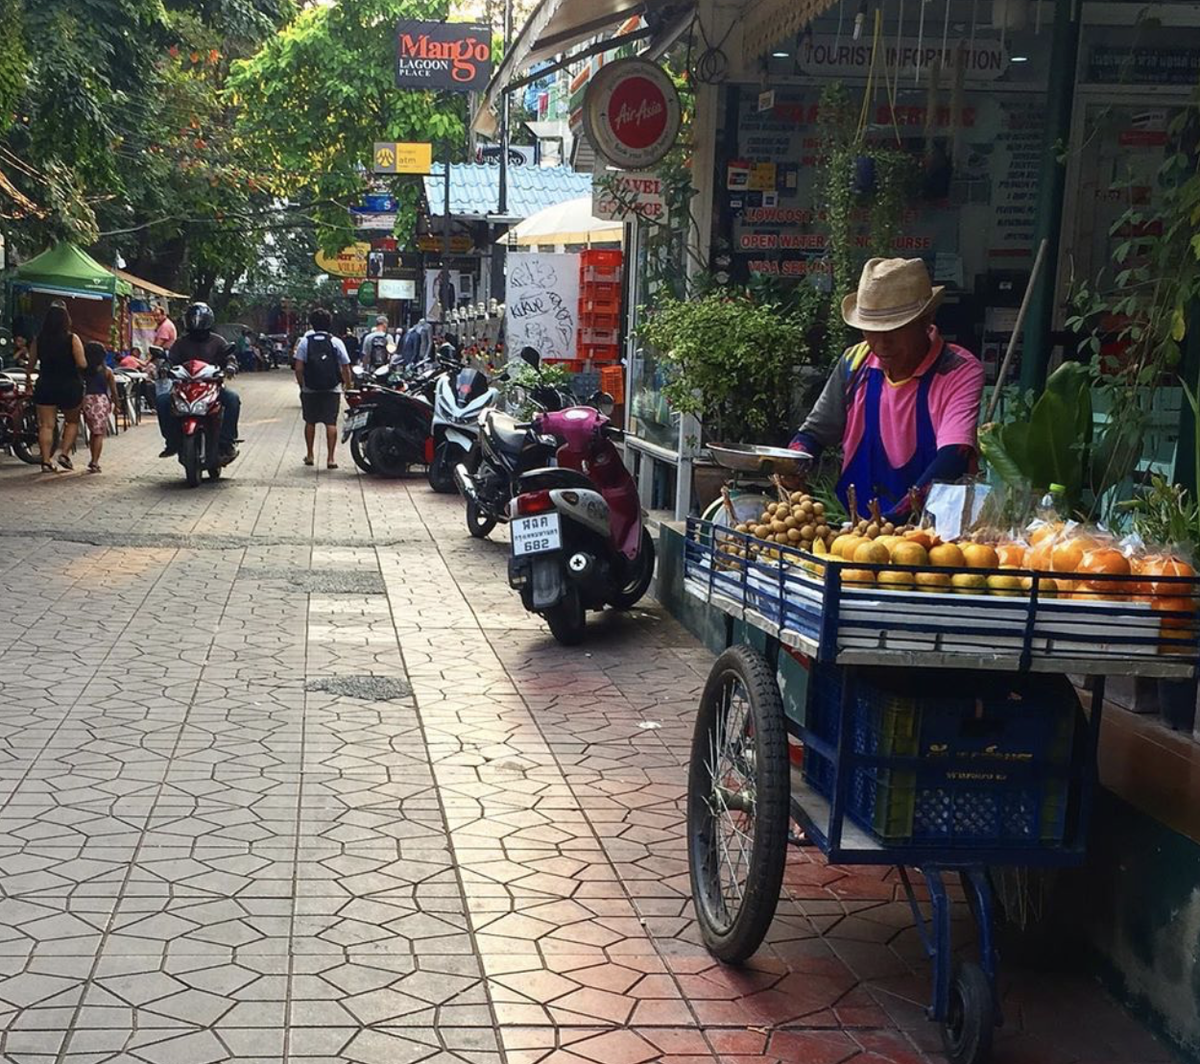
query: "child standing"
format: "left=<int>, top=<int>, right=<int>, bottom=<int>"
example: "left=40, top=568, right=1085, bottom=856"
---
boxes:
left=82, top=342, right=118, bottom=473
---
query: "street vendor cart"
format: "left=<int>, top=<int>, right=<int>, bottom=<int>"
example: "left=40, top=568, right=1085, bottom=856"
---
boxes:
left=682, top=450, right=1199, bottom=1064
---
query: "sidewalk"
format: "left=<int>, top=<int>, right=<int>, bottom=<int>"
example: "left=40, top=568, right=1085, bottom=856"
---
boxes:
left=0, top=375, right=1176, bottom=1063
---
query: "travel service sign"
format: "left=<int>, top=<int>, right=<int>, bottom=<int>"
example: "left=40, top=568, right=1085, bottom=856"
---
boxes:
left=583, top=58, right=681, bottom=170
left=395, top=21, right=492, bottom=93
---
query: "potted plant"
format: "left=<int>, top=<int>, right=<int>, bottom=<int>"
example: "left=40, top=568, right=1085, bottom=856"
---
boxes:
left=640, top=284, right=822, bottom=455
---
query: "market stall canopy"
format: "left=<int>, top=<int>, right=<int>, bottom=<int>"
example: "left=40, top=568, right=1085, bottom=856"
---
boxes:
left=110, top=268, right=188, bottom=302
left=499, top=195, right=623, bottom=246
left=14, top=243, right=131, bottom=300
left=423, top=163, right=592, bottom=224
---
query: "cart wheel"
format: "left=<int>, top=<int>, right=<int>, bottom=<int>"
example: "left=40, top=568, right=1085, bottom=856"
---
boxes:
left=942, top=962, right=994, bottom=1064
left=687, top=644, right=789, bottom=964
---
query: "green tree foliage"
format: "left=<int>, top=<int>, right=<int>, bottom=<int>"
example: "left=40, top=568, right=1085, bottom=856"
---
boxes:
left=228, top=0, right=465, bottom=256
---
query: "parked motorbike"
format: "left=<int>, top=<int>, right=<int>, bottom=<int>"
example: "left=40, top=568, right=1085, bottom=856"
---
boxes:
left=428, top=365, right=497, bottom=493
left=505, top=401, right=655, bottom=645
left=0, top=374, right=38, bottom=463
left=456, top=350, right=589, bottom=539
left=455, top=410, right=558, bottom=538
left=169, top=358, right=232, bottom=487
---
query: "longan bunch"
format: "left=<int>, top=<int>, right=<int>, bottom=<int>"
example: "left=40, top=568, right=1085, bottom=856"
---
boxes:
left=736, top=492, right=833, bottom=552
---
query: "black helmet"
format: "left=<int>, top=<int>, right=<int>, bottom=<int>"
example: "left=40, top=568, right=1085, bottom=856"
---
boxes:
left=183, top=302, right=214, bottom=334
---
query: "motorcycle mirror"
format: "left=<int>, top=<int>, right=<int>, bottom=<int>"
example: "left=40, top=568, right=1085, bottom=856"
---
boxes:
left=589, top=391, right=616, bottom=417
left=519, top=346, right=541, bottom=370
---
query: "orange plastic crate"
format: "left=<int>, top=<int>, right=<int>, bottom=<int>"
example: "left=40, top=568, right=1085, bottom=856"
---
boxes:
left=579, top=281, right=620, bottom=302
left=582, top=297, right=621, bottom=317
left=579, top=343, right=621, bottom=363
left=580, top=265, right=622, bottom=285
left=579, top=249, right=623, bottom=270
left=579, top=326, right=620, bottom=346
left=599, top=365, right=625, bottom=399
left=579, top=310, right=621, bottom=331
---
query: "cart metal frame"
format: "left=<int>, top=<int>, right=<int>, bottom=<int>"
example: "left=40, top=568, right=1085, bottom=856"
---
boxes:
left=683, top=517, right=1195, bottom=1063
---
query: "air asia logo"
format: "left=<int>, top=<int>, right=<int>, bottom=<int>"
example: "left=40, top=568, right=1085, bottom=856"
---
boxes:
left=584, top=59, right=681, bottom=169
left=608, top=78, right=668, bottom=150
left=395, top=21, right=492, bottom=93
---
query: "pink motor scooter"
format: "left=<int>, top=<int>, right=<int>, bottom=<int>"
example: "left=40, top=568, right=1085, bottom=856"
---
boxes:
left=506, top=402, right=655, bottom=645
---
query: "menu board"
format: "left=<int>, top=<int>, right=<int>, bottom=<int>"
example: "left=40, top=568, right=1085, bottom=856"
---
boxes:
left=504, top=253, right=580, bottom=361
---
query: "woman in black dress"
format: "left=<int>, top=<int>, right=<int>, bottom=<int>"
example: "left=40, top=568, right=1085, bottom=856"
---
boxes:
left=26, top=301, right=86, bottom=472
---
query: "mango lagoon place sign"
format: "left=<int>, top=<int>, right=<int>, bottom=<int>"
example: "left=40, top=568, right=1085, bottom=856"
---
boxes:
left=583, top=58, right=681, bottom=170
left=395, top=21, right=492, bottom=92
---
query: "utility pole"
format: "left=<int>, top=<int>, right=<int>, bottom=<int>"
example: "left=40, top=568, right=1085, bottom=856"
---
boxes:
left=493, top=0, right=514, bottom=304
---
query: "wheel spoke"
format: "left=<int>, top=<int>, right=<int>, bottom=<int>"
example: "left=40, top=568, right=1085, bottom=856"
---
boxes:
left=700, top=674, right=760, bottom=932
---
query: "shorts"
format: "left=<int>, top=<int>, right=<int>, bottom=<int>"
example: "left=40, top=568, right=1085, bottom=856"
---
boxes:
left=301, top=391, right=340, bottom=425
left=82, top=394, right=111, bottom=437
left=33, top=380, right=83, bottom=411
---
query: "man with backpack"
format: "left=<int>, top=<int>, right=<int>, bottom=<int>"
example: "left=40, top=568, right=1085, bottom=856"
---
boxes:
left=359, top=315, right=392, bottom=370
left=293, top=307, right=352, bottom=469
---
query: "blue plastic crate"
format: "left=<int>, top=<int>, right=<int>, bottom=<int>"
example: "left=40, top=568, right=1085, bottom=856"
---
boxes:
left=802, top=667, right=1077, bottom=849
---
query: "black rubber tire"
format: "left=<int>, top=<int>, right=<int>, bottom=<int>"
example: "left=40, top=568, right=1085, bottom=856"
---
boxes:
left=942, top=962, right=995, bottom=1064
left=687, top=644, right=789, bottom=964
left=350, top=432, right=374, bottom=473
left=11, top=434, right=36, bottom=464
left=466, top=499, right=497, bottom=539
left=181, top=434, right=201, bottom=488
left=544, top=585, right=586, bottom=646
left=427, top=441, right=462, bottom=493
left=609, top=528, right=656, bottom=609
left=365, top=427, right=412, bottom=479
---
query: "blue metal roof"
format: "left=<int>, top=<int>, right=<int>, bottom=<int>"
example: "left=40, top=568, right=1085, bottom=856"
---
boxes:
left=424, top=163, right=592, bottom=222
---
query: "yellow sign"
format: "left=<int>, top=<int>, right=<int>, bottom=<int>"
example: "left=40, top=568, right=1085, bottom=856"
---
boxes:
left=417, top=234, right=473, bottom=254
left=373, top=141, right=433, bottom=174
left=315, top=242, right=371, bottom=278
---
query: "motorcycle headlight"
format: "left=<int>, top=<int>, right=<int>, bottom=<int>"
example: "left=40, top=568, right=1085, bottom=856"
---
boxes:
left=172, top=396, right=213, bottom=415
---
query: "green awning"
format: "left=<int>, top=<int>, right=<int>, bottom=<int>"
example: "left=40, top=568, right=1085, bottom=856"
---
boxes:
left=14, top=243, right=132, bottom=298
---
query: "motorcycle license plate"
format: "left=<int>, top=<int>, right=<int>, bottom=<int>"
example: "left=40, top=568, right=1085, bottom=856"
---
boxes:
left=344, top=411, right=369, bottom=432
left=511, top=514, right=561, bottom=556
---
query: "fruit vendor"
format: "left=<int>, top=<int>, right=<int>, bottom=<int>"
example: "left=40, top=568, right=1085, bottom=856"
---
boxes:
left=790, top=257, right=985, bottom=517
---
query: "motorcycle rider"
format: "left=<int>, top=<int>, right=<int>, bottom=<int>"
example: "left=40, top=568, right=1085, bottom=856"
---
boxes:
left=156, top=302, right=241, bottom=461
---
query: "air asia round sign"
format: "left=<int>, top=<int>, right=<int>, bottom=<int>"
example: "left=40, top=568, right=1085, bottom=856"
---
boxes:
left=583, top=58, right=681, bottom=170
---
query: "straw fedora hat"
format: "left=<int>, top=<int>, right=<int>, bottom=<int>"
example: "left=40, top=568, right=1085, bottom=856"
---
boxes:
left=842, top=258, right=944, bottom=332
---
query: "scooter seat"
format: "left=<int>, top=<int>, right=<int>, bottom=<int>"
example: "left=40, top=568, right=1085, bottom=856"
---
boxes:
left=518, top=467, right=594, bottom=493
left=488, top=413, right=529, bottom=453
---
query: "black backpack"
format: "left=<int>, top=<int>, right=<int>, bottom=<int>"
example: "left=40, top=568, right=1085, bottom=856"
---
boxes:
left=303, top=333, right=341, bottom=391
left=364, top=332, right=389, bottom=367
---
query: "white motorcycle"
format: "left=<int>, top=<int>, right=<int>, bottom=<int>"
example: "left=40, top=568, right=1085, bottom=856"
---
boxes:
left=427, top=365, right=497, bottom=493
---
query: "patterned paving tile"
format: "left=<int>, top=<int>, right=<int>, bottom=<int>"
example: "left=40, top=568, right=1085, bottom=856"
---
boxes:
left=0, top=377, right=1176, bottom=1064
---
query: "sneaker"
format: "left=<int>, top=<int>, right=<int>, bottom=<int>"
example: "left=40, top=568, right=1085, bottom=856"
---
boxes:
left=158, top=447, right=176, bottom=458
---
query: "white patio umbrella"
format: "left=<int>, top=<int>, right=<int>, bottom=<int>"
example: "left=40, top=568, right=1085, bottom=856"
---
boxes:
left=499, top=196, right=623, bottom=247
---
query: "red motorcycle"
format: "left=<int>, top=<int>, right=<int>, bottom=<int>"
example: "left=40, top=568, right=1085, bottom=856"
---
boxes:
left=506, top=402, right=655, bottom=645
left=0, top=375, right=39, bottom=464
left=169, top=359, right=228, bottom=487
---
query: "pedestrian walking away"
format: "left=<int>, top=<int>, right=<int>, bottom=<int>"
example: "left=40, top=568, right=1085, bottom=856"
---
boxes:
left=25, top=300, right=86, bottom=473
left=360, top=315, right=391, bottom=369
left=293, top=306, right=352, bottom=469
left=81, top=341, right=119, bottom=473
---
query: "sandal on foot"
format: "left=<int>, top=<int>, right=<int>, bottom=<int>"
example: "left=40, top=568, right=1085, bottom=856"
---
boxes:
left=303, top=456, right=314, bottom=466
left=327, top=462, right=338, bottom=470
left=40, top=463, right=59, bottom=474
left=87, top=462, right=101, bottom=474
left=57, top=454, right=73, bottom=470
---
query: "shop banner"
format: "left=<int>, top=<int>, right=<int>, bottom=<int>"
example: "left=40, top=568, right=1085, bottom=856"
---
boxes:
left=316, top=243, right=371, bottom=278
left=583, top=58, right=682, bottom=170
left=504, top=253, right=580, bottom=361
left=131, top=311, right=157, bottom=356
left=395, top=21, right=492, bottom=92
left=378, top=278, right=416, bottom=301
left=593, top=172, right=666, bottom=222
left=798, top=36, right=1008, bottom=81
